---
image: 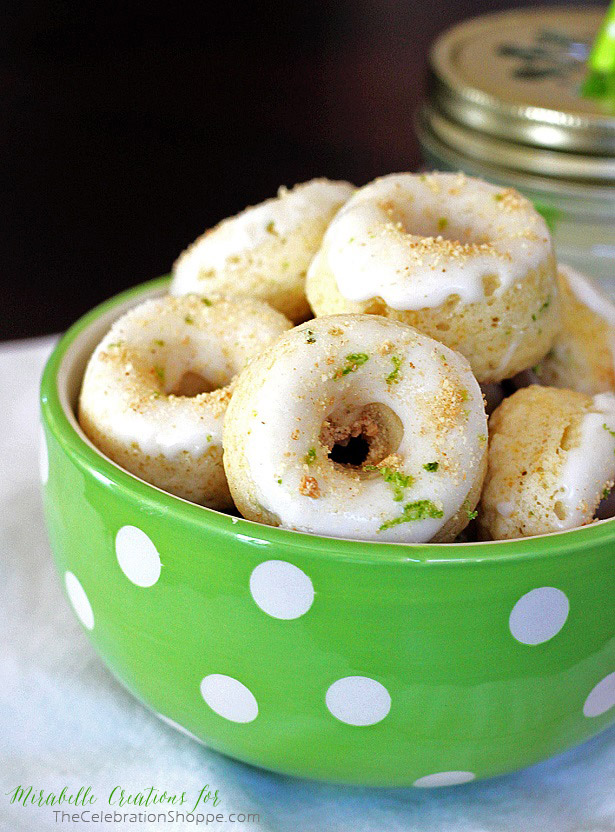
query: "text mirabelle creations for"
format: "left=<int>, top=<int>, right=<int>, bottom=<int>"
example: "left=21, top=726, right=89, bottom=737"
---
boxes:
left=5, top=784, right=221, bottom=814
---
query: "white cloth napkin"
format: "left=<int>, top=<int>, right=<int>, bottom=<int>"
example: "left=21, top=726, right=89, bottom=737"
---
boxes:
left=1, top=336, right=614, bottom=832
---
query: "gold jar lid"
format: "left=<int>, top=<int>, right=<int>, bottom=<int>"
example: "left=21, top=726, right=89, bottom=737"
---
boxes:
left=424, top=6, right=615, bottom=182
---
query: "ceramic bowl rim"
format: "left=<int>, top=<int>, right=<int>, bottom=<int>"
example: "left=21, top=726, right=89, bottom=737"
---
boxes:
left=39, top=276, right=615, bottom=567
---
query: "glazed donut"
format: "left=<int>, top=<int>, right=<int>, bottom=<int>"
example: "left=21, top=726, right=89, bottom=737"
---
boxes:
left=537, top=264, right=615, bottom=394
left=79, top=294, right=291, bottom=509
left=171, top=178, right=354, bottom=323
left=223, top=314, right=488, bottom=542
left=306, top=172, right=559, bottom=383
left=479, top=385, right=615, bottom=540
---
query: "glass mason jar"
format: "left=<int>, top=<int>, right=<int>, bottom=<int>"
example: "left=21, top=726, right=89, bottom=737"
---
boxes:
left=417, top=6, right=615, bottom=292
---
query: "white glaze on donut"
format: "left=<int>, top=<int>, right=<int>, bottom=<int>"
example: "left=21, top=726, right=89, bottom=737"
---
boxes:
left=94, top=327, right=227, bottom=461
left=313, top=172, right=551, bottom=311
left=553, top=392, right=615, bottom=529
left=172, top=180, right=354, bottom=293
left=79, top=294, right=291, bottom=506
left=236, top=316, right=487, bottom=542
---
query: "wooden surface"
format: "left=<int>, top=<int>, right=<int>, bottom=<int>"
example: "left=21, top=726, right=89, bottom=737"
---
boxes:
left=3, top=0, right=590, bottom=338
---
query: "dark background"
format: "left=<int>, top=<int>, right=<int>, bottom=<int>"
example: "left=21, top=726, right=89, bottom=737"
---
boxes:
left=4, top=0, right=590, bottom=339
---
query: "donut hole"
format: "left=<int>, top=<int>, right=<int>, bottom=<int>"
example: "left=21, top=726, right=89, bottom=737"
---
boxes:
left=160, top=349, right=233, bottom=398
left=170, top=371, right=217, bottom=397
left=320, top=403, right=404, bottom=471
left=396, top=206, right=492, bottom=250
left=329, top=434, right=370, bottom=467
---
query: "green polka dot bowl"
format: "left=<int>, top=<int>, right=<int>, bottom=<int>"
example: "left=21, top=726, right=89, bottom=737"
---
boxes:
left=40, top=277, right=615, bottom=787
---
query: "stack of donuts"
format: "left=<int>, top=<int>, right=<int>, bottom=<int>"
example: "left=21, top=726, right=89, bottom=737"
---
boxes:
left=79, top=172, right=615, bottom=543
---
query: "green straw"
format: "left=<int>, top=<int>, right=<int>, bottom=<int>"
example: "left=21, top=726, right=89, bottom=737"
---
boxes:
left=588, top=0, right=615, bottom=74
left=582, top=1, right=615, bottom=100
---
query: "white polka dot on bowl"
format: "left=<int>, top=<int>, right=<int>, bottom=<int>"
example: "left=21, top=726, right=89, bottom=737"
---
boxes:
left=115, top=526, right=161, bottom=587
left=413, top=770, right=476, bottom=788
left=583, top=672, right=615, bottom=718
left=249, top=560, right=314, bottom=619
left=509, top=587, right=569, bottom=645
left=64, top=571, right=94, bottom=630
left=200, top=674, right=258, bottom=723
left=325, top=676, right=391, bottom=726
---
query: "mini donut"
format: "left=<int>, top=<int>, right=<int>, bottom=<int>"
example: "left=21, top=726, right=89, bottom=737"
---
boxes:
left=479, top=385, right=615, bottom=540
left=171, top=178, right=355, bottom=323
left=79, top=294, right=291, bottom=509
left=306, top=172, right=559, bottom=383
left=223, top=314, right=488, bottom=542
left=537, top=264, right=615, bottom=394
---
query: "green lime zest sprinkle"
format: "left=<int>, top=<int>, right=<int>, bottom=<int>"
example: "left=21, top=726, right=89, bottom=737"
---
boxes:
left=201, top=297, right=212, bottom=306
left=386, top=355, right=403, bottom=385
left=463, top=499, right=478, bottom=520
left=603, top=424, right=615, bottom=454
left=107, top=341, right=123, bottom=348
left=154, top=366, right=165, bottom=383
left=277, top=478, right=283, bottom=484
left=184, top=315, right=195, bottom=325
left=304, top=447, right=317, bottom=465
left=365, top=465, right=414, bottom=501
left=532, top=296, right=551, bottom=322
left=603, top=486, right=611, bottom=500
left=423, top=461, right=439, bottom=472
left=379, top=499, right=444, bottom=531
left=154, top=339, right=165, bottom=346
left=305, top=329, right=316, bottom=344
left=437, top=216, right=448, bottom=231
left=334, top=353, right=369, bottom=379
left=478, top=434, right=487, bottom=444
left=206, top=434, right=212, bottom=442
left=266, top=220, right=276, bottom=234
left=494, top=193, right=504, bottom=202
left=281, top=260, right=289, bottom=269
